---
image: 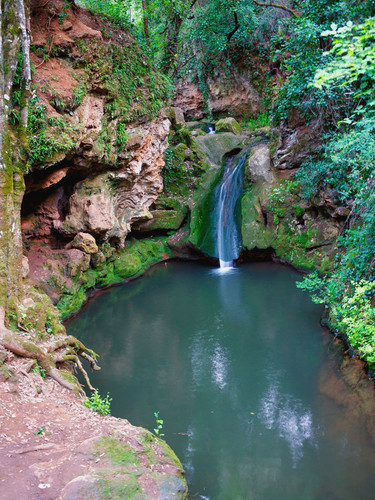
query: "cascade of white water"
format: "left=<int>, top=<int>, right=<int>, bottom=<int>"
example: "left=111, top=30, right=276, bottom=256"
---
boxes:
left=214, top=150, right=247, bottom=269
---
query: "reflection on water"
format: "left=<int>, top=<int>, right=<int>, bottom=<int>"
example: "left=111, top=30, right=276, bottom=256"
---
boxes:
left=259, top=376, right=314, bottom=467
left=67, top=261, right=375, bottom=499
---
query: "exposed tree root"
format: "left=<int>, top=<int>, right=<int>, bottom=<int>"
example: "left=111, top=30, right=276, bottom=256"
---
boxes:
left=0, top=307, right=100, bottom=393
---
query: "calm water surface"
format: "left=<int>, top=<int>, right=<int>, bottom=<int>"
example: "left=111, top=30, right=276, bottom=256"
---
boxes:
left=67, top=262, right=375, bottom=499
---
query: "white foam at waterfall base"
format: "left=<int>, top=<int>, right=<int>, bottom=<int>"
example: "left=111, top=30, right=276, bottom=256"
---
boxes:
left=210, top=261, right=237, bottom=275
left=220, top=259, right=233, bottom=269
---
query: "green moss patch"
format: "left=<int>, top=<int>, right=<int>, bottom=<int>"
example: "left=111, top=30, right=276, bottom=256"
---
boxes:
left=240, top=179, right=337, bottom=272
left=95, top=436, right=140, bottom=467
left=57, top=238, right=172, bottom=320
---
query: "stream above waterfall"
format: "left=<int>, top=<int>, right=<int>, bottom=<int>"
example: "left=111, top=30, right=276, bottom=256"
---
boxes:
left=67, top=261, right=375, bottom=499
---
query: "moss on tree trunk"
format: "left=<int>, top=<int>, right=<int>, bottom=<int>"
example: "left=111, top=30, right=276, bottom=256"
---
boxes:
left=0, top=0, right=30, bottom=316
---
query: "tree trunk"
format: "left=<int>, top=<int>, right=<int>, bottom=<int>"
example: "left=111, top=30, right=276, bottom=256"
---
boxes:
left=142, top=0, right=150, bottom=46
left=0, top=0, right=31, bottom=319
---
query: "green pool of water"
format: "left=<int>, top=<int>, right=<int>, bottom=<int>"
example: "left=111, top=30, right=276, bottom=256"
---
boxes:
left=67, top=261, right=375, bottom=499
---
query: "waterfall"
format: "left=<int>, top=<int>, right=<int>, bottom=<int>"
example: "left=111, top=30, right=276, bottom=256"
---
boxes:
left=214, top=149, right=247, bottom=270
left=207, top=124, right=216, bottom=134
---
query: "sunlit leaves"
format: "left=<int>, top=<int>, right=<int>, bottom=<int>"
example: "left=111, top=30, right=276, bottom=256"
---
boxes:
left=313, top=17, right=375, bottom=115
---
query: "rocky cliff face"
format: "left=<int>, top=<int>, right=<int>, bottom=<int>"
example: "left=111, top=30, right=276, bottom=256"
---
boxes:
left=175, top=66, right=265, bottom=120
left=22, top=0, right=171, bottom=308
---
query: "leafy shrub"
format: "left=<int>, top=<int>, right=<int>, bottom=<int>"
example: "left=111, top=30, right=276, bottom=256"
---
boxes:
left=272, top=0, right=373, bottom=124
left=242, top=112, right=270, bottom=131
left=297, top=118, right=375, bottom=203
left=71, top=83, right=87, bottom=108
left=313, top=17, right=375, bottom=118
left=297, top=274, right=375, bottom=368
left=84, top=390, right=112, bottom=415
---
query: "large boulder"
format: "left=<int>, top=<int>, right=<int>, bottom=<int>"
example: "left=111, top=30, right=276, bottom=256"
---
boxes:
left=52, top=115, right=170, bottom=247
left=133, top=198, right=187, bottom=233
left=247, top=144, right=274, bottom=184
left=215, top=117, right=241, bottom=135
left=168, top=107, right=186, bottom=130
left=195, top=133, right=247, bottom=167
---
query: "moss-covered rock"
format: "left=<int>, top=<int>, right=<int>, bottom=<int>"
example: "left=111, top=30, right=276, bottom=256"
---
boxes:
left=189, top=166, right=222, bottom=255
left=241, top=184, right=274, bottom=250
left=133, top=198, right=187, bottom=233
left=168, top=107, right=186, bottom=130
left=240, top=176, right=339, bottom=272
left=113, top=253, right=142, bottom=277
left=195, top=133, right=245, bottom=167
left=61, top=433, right=188, bottom=499
left=57, top=238, right=173, bottom=320
left=215, top=117, right=242, bottom=135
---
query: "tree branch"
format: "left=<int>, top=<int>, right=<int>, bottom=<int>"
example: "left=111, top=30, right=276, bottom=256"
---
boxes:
left=172, top=53, right=197, bottom=78
left=227, top=12, right=240, bottom=43
left=252, top=0, right=300, bottom=18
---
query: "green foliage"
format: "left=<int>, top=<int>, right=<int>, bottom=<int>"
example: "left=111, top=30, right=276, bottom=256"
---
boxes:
left=295, top=103, right=375, bottom=368
left=298, top=273, right=375, bottom=367
left=153, top=411, right=165, bottom=437
left=8, top=109, right=20, bottom=126
left=59, top=1, right=72, bottom=25
left=31, top=44, right=51, bottom=62
left=163, top=146, right=187, bottom=188
left=289, top=9, right=375, bottom=369
left=72, top=83, right=87, bottom=108
left=272, top=0, right=373, bottom=124
left=272, top=18, right=351, bottom=124
left=314, top=17, right=375, bottom=118
left=27, top=94, right=75, bottom=166
left=84, top=390, right=112, bottom=415
left=267, top=180, right=299, bottom=220
left=241, top=112, right=270, bottom=131
left=77, top=0, right=131, bottom=29
left=74, top=38, right=172, bottom=123
left=116, top=122, right=128, bottom=149
left=33, top=426, right=45, bottom=435
left=32, top=361, right=46, bottom=379
left=296, top=271, right=328, bottom=304
left=297, top=118, right=375, bottom=203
